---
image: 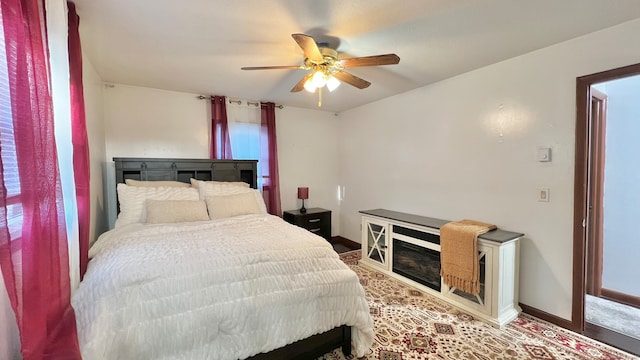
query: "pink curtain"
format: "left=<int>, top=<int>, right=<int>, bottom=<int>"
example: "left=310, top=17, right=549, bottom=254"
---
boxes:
left=0, top=0, right=81, bottom=358
left=210, top=95, right=233, bottom=159
left=260, top=102, right=281, bottom=216
left=67, top=1, right=90, bottom=280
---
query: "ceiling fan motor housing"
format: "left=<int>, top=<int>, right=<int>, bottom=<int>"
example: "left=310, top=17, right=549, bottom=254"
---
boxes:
left=305, top=47, right=340, bottom=75
left=319, top=47, right=338, bottom=61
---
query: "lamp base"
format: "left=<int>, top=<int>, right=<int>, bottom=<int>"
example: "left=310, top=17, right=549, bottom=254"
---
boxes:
left=300, top=199, right=307, bottom=213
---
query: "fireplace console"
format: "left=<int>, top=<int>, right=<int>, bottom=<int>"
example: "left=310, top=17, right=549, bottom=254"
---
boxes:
left=360, top=209, right=523, bottom=328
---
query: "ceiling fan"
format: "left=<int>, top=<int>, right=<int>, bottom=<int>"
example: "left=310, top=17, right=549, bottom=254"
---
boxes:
left=241, top=33, right=400, bottom=106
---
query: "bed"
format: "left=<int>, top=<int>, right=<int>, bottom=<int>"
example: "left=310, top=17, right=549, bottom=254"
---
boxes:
left=71, top=158, right=374, bottom=359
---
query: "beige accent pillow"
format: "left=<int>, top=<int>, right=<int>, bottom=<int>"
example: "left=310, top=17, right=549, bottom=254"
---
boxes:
left=190, top=178, right=249, bottom=189
left=205, top=192, right=263, bottom=219
left=115, top=184, right=200, bottom=227
left=146, top=200, right=209, bottom=224
left=125, top=179, right=191, bottom=187
left=198, top=182, right=268, bottom=214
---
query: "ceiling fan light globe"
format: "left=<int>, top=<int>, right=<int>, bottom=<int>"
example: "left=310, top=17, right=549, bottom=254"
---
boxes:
left=326, top=76, right=340, bottom=92
left=312, top=71, right=327, bottom=88
left=303, top=80, right=317, bottom=93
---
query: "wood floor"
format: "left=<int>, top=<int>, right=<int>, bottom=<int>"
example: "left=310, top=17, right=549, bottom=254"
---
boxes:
left=332, top=243, right=354, bottom=254
left=330, top=236, right=361, bottom=254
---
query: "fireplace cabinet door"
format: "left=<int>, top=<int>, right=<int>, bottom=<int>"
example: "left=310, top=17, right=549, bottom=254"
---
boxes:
left=361, top=217, right=390, bottom=270
left=443, top=245, right=493, bottom=315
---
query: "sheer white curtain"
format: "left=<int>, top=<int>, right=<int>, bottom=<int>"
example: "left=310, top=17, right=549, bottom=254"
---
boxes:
left=226, top=98, right=265, bottom=189
left=45, top=0, right=80, bottom=291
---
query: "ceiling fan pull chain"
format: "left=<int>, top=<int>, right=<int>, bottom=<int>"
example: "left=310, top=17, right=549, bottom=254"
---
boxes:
left=318, top=87, right=322, bottom=107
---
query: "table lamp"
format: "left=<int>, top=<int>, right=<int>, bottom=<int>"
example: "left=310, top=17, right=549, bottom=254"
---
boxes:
left=297, top=187, right=309, bottom=213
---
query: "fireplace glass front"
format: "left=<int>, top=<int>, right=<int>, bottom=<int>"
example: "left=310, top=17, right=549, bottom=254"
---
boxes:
left=392, top=239, right=441, bottom=291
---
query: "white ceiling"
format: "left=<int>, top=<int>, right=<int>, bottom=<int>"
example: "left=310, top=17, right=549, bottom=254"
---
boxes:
left=73, top=0, right=640, bottom=113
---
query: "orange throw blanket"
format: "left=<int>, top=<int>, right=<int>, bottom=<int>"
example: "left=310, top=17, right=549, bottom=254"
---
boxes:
left=440, top=219, right=496, bottom=296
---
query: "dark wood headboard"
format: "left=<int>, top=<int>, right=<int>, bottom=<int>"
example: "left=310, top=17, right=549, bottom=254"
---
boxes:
left=113, top=157, right=258, bottom=189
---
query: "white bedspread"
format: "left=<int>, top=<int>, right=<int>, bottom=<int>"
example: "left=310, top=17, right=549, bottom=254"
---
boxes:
left=72, top=214, right=374, bottom=359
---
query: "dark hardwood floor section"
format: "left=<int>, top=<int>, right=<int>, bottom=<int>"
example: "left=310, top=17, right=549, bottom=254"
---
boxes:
left=330, top=236, right=360, bottom=254
left=584, top=322, right=640, bottom=356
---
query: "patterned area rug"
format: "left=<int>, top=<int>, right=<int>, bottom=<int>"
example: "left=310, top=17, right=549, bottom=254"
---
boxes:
left=320, top=250, right=638, bottom=360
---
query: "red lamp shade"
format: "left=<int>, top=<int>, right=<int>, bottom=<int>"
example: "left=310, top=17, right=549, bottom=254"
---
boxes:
left=297, top=187, right=309, bottom=200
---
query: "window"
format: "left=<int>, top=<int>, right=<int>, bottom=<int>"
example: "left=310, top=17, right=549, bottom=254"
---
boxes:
left=213, top=98, right=280, bottom=215
left=227, top=100, right=265, bottom=189
left=0, top=12, right=22, bottom=244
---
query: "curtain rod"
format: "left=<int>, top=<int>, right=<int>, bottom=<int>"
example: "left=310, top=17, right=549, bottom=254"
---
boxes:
left=197, top=95, right=283, bottom=109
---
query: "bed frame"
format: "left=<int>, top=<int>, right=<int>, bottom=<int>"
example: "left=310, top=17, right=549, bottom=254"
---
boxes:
left=113, top=157, right=354, bottom=359
left=114, top=157, right=259, bottom=188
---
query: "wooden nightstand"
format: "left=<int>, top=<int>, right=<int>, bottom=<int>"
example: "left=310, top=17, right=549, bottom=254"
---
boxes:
left=283, top=208, right=331, bottom=241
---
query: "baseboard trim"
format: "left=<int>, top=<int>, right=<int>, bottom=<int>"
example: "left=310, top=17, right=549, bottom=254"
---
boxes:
left=519, top=303, right=576, bottom=331
left=330, top=236, right=361, bottom=250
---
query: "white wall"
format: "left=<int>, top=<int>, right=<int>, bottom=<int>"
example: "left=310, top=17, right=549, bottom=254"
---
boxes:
left=277, top=107, right=341, bottom=234
left=83, top=53, right=108, bottom=243
left=595, top=76, right=640, bottom=296
left=103, top=85, right=210, bottom=227
left=103, top=85, right=341, bottom=231
left=104, top=85, right=210, bottom=160
left=338, top=18, right=640, bottom=320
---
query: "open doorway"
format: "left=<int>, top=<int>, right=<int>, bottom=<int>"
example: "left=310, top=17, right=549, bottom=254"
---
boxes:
left=574, top=63, right=640, bottom=355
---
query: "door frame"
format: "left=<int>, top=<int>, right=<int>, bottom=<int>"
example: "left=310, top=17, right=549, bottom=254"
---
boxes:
left=585, top=88, right=606, bottom=297
left=572, top=62, right=640, bottom=332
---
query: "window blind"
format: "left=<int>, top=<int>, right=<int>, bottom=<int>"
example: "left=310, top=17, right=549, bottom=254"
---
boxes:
left=0, top=13, right=22, bottom=242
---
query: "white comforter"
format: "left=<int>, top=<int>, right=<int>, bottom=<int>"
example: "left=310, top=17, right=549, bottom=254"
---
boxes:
left=72, top=214, right=374, bottom=359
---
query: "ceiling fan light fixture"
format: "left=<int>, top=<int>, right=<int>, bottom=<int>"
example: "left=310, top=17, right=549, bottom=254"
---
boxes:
left=303, top=79, right=317, bottom=93
left=311, top=70, right=327, bottom=88
left=326, top=75, right=340, bottom=92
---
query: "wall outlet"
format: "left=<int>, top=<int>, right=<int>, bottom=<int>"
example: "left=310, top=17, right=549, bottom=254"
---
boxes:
left=538, top=188, right=550, bottom=202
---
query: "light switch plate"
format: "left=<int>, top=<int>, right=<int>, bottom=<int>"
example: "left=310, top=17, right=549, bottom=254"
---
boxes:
left=537, top=147, right=551, bottom=162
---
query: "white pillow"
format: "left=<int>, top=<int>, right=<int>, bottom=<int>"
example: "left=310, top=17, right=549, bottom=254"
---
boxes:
left=205, top=192, right=263, bottom=219
left=146, top=200, right=209, bottom=224
left=125, top=179, right=191, bottom=187
left=198, top=182, right=267, bottom=214
left=189, top=178, right=249, bottom=189
left=197, top=180, right=253, bottom=197
left=116, top=184, right=199, bottom=228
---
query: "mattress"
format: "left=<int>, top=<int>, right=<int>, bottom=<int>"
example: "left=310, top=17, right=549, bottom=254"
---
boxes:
left=71, top=214, right=374, bottom=359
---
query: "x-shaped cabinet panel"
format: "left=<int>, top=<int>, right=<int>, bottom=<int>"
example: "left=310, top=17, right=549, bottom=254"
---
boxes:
left=364, top=220, right=388, bottom=267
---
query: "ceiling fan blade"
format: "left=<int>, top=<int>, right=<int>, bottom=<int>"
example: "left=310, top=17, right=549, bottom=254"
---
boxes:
left=241, top=65, right=305, bottom=70
left=291, top=73, right=313, bottom=92
left=339, top=54, right=400, bottom=68
left=292, top=34, right=323, bottom=63
left=333, top=71, right=371, bottom=89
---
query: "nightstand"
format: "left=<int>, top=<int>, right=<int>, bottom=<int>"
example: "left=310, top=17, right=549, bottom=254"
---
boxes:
left=283, top=208, right=331, bottom=241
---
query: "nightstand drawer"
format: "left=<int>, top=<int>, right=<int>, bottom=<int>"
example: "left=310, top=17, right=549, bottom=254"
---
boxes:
left=283, top=208, right=331, bottom=241
left=301, top=212, right=329, bottom=228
